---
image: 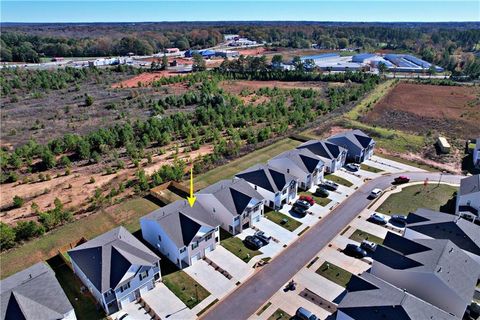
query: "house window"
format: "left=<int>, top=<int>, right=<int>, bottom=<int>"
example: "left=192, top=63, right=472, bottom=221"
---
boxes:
left=282, top=189, right=287, bottom=195
left=180, top=247, right=186, bottom=253
left=158, top=235, right=162, bottom=242
left=119, top=282, right=130, bottom=293
left=139, top=270, right=149, bottom=281
left=234, top=216, right=240, bottom=221
left=205, top=233, right=212, bottom=241
left=191, top=242, right=199, bottom=250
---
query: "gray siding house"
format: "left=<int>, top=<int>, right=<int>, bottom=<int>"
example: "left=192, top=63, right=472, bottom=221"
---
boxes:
left=297, top=140, right=347, bottom=173
left=336, top=272, right=456, bottom=320
left=0, top=262, right=76, bottom=320
left=196, top=179, right=264, bottom=235
left=68, top=226, right=161, bottom=315
left=371, top=232, right=480, bottom=318
left=327, top=129, right=375, bottom=163
left=235, top=164, right=298, bottom=210
left=141, top=200, right=221, bottom=269
left=268, top=149, right=325, bottom=190
left=456, top=174, right=480, bottom=219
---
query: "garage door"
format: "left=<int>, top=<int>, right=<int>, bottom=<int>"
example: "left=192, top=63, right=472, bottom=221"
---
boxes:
left=191, top=253, right=201, bottom=263
left=119, top=293, right=135, bottom=309
left=204, top=244, right=214, bottom=254
left=139, top=283, right=151, bottom=295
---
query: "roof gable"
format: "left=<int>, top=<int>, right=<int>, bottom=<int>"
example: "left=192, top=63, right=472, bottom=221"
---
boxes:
left=230, top=188, right=252, bottom=216
left=110, top=247, right=133, bottom=289
left=179, top=213, right=202, bottom=245
left=237, top=169, right=274, bottom=192
left=5, top=293, right=26, bottom=320
left=269, top=168, right=286, bottom=191
left=299, top=154, right=320, bottom=173
left=69, top=246, right=103, bottom=292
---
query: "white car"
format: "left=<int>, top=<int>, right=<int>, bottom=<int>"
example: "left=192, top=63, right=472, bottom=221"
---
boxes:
left=346, top=163, right=360, bottom=171
left=369, top=188, right=383, bottom=199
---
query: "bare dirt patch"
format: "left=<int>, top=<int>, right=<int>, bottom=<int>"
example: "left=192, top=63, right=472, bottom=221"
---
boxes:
left=112, top=70, right=188, bottom=88
left=220, top=80, right=331, bottom=94
left=363, top=83, right=480, bottom=139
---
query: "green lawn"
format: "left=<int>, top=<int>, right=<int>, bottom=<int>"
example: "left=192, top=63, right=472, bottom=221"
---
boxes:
left=300, top=191, right=332, bottom=207
left=325, top=174, right=353, bottom=187
left=195, top=138, right=301, bottom=189
left=0, top=197, right=159, bottom=279
left=315, top=261, right=353, bottom=288
left=346, top=79, right=396, bottom=120
left=377, top=184, right=457, bottom=216
left=264, top=210, right=302, bottom=232
left=360, top=164, right=383, bottom=173
left=163, top=271, right=210, bottom=309
left=349, top=229, right=384, bottom=244
left=257, top=302, right=272, bottom=316
left=268, top=309, right=291, bottom=320
left=49, top=257, right=104, bottom=320
left=221, top=237, right=261, bottom=262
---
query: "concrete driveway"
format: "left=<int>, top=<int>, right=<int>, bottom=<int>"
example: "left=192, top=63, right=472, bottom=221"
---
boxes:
left=206, top=246, right=252, bottom=283
left=254, top=217, right=298, bottom=245
left=184, top=260, right=236, bottom=299
left=111, top=300, right=151, bottom=320
left=142, top=283, right=196, bottom=320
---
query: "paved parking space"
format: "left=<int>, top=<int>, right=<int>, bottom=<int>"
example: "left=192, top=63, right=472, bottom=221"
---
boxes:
left=184, top=260, right=236, bottom=299
left=255, top=216, right=298, bottom=245
left=206, top=246, right=252, bottom=282
left=111, top=301, right=151, bottom=320
left=142, top=283, right=196, bottom=320
left=332, top=170, right=364, bottom=188
left=318, top=246, right=370, bottom=276
left=236, top=227, right=288, bottom=262
left=296, top=268, right=345, bottom=302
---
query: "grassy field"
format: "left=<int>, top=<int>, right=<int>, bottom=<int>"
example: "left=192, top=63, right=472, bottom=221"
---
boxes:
left=0, top=198, right=159, bottom=279
left=221, top=236, right=261, bottom=262
left=315, top=261, right=353, bottom=288
left=163, top=271, right=210, bottom=309
left=299, top=191, right=332, bottom=207
left=377, top=184, right=457, bottom=216
left=349, top=229, right=384, bottom=244
left=360, top=164, right=383, bottom=173
left=195, top=138, right=301, bottom=189
left=268, top=309, right=291, bottom=320
left=264, top=210, right=302, bottom=232
left=325, top=174, right=353, bottom=187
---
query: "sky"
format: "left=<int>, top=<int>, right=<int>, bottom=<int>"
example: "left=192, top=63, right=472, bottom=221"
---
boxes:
left=1, top=1, right=479, bottom=23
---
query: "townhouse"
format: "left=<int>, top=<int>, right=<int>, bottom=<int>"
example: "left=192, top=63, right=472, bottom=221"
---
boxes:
left=297, top=139, right=347, bottom=173
left=327, top=129, right=375, bottom=163
left=456, top=174, right=480, bottom=219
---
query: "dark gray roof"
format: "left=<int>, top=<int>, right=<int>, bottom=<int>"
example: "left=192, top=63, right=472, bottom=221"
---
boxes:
left=235, top=164, right=297, bottom=193
left=459, top=174, right=480, bottom=196
left=406, top=209, right=480, bottom=257
left=68, top=226, right=159, bottom=294
left=142, top=200, right=220, bottom=248
left=373, top=232, right=480, bottom=305
left=328, top=129, right=374, bottom=150
left=270, top=149, right=324, bottom=174
left=297, top=140, right=346, bottom=160
left=338, top=272, right=456, bottom=320
left=0, top=262, right=74, bottom=320
left=198, top=179, right=264, bottom=217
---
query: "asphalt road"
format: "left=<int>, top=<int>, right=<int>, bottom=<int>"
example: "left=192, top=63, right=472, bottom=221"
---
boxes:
left=202, top=171, right=463, bottom=320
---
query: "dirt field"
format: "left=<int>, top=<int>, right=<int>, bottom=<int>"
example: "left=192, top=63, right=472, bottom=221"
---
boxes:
left=220, top=80, right=333, bottom=94
left=111, top=70, right=188, bottom=88
left=363, top=83, right=480, bottom=139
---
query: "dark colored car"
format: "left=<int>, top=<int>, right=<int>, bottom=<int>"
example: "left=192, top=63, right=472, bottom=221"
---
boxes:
left=346, top=163, right=360, bottom=171
left=367, top=213, right=388, bottom=225
left=292, top=204, right=308, bottom=217
left=295, top=307, right=318, bottom=320
left=244, top=235, right=263, bottom=250
left=254, top=231, right=271, bottom=245
left=299, top=195, right=315, bottom=206
left=314, top=187, right=329, bottom=198
left=343, top=244, right=368, bottom=258
left=394, top=176, right=410, bottom=184
left=321, top=180, right=339, bottom=191
left=390, top=215, right=408, bottom=226
left=360, top=240, right=377, bottom=252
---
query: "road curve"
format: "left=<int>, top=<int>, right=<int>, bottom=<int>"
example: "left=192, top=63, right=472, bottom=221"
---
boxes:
left=201, top=172, right=463, bottom=320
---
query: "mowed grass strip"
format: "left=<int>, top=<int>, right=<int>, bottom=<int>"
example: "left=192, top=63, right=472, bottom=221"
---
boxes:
left=195, top=138, right=301, bottom=189
left=264, top=210, right=302, bottom=232
left=325, top=174, right=353, bottom=187
left=376, top=184, right=457, bottom=216
left=0, top=198, right=159, bottom=279
left=257, top=302, right=272, bottom=316
left=300, top=191, right=332, bottom=207
left=163, top=271, right=210, bottom=309
left=316, top=261, right=353, bottom=288
left=268, top=309, right=291, bottom=320
left=360, top=163, right=383, bottom=173
left=221, top=237, right=261, bottom=262
left=349, top=229, right=384, bottom=244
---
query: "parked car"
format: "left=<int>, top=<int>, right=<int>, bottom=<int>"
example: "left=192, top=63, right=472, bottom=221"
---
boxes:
left=346, top=163, right=360, bottom=171
left=254, top=231, right=271, bottom=245
left=295, top=199, right=311, bottom=208
left=314, top=187, right=329, bottom=197
left=360, top=240, right=377, bottom=252
left=369, top=188, right=383, bottom=199
left=244, top=235, right=263, bottom=250
left=321, top=180, right=339, bottom=191
left=343, top=244, right=367, bottom=258
left=295, top=307, right=318, bottom=320
left=394, top=176, right=410, bottom=184
left=291, top=204, right=309, bottom=217
left=368, top=213, right=388, bottom=225
left=299, top=195, right=315, bottom=206
left=389, top=215, right=408, bottom=226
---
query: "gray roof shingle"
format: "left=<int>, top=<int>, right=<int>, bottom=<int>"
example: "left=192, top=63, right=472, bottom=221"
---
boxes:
left=235, top=164, right=297, bottom=193
left=68, top=226, right=159, bottom=294
left=459, top=174, right=480, bottom=196
left=297, top=140, right=346, bottom=160
left=270, top=149, right=324, bottom=174
left=328, top=129, right=374, bottom=150
left=0, top=262, right=74, bottom=320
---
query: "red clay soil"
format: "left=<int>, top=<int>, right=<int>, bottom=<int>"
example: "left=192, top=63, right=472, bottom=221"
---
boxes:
left=237, top=47, right=268, bottom=56
left=112, top=71, right=186, bottom=88
left=220, top=80, right=329, bottom=94
left=364, top=83, right=480, bottom=138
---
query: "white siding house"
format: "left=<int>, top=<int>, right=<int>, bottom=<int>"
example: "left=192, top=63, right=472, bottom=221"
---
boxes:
left=327, top=129, right=375, bottom=163
left=297, top=140, right=347, bottom=173
left=456, top=174, right=480, bottom=219
left=473, top=138, right=480, bottom=168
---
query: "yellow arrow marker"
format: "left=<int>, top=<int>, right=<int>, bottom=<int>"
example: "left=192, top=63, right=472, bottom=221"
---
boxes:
left=187, top=166, right=196, bottom=207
